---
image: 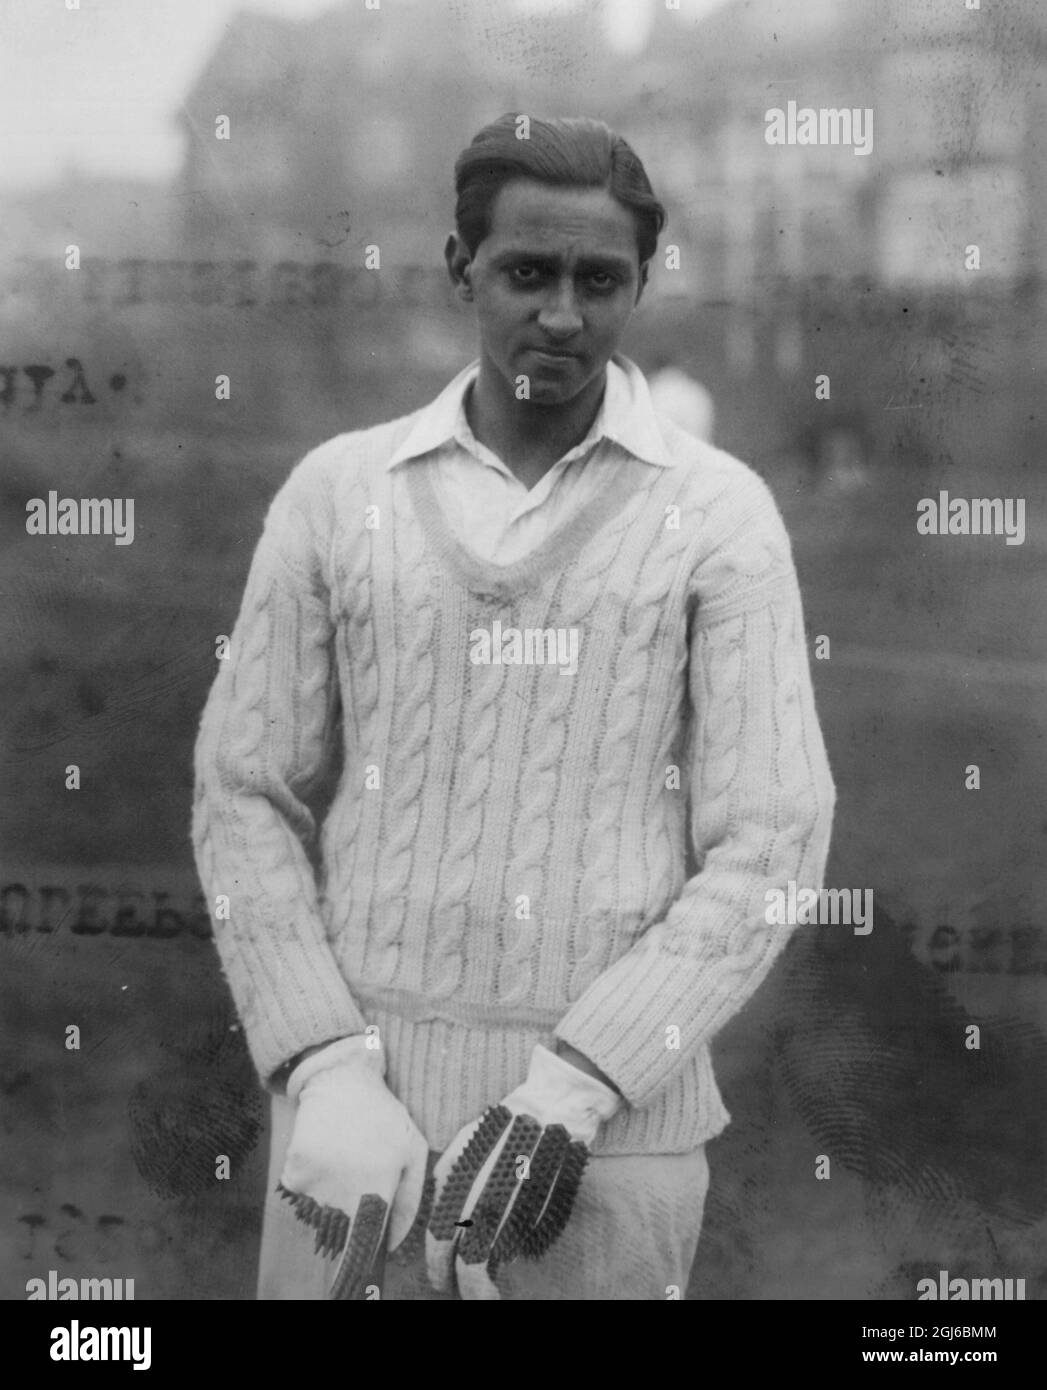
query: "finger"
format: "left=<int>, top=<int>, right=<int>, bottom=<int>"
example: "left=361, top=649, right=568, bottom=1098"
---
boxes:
left=456, top=1113, right=541, bottom=1267
left=422, top=1234, right=456, bottom=1295
left=388, top=1130, right=431, bottom=1251
left=425, top=1157, right=468, bottom=1295
left=428, top=1104, right=513, bottom=1239
left=490, top=1123, right=569, bottom=1267
left=426, top=1105, right=512, bottom=1292
left=329, top=1194, right=389, bottom=1300
left=425, top=1227, right=457, bottom=1296
left=455, top=1252, right=504, bottom=1301
left=522, top=1136, right=589, bottom=1261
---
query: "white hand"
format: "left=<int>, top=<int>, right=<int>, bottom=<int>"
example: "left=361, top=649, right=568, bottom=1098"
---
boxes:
left=280, top=1035, right=429, bottom=1276
left=425, top=1045, right=621, bottom=1299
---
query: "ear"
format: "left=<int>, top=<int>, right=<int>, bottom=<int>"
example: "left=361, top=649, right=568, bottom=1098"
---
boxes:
left=444, top=233, right=474, bottom=302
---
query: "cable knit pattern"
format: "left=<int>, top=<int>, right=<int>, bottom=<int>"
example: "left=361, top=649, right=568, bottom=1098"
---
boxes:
left=192, top=407, right=836, bottom=1156
left=321, top=462, right=378, bottom=940
left=364, top=500, right=434, bottom=986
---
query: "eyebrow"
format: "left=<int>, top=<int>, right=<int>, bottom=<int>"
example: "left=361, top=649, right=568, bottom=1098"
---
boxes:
left=491, top=251, right=635, bottom=274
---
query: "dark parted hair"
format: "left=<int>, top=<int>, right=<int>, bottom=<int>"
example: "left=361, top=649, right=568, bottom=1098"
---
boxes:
left=453, top=114, right=667, bottom=266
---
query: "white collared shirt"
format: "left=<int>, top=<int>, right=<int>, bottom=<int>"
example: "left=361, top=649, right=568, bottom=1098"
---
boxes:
left=387, top=354, right=675, bottom=564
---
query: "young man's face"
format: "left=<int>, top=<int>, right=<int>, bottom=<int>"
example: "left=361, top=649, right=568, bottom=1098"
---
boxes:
left=446, top=178, right=647, bottom=405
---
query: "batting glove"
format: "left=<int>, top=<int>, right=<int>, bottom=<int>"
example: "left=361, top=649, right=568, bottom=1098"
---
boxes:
left=278, top=1034, right=429, bottom=1299
left=426, top=1043, right=621, bottom=1299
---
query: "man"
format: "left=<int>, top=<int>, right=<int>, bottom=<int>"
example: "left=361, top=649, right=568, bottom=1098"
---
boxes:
left=192, top=113, right=836, bottom=1301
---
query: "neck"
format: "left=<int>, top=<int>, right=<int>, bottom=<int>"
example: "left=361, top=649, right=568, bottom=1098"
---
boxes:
left=466, top=355, right=608, bottom=489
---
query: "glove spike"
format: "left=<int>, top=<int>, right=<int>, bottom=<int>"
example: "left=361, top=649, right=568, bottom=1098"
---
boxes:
left=491, top=1125, right=569, bottom=1266
left=457, top=1115, right=540, bottom=1265
left=520, top=1141, right=589, bottom=1260
left=329, top=1194, right=388, bottom=1299
left=429, top=1104, right=513, bottom=1240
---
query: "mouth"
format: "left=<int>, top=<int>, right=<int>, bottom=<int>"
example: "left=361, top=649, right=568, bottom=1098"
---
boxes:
left=528, top=347, right=581, bottom=368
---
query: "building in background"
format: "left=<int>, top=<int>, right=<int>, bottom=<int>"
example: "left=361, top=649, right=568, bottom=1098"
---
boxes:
left=607, top=0, right=1046, bottom=476
left=0, top=173, right=179, bottom=268
left=4, top=0, right=1043, bottom=291
left=621, top=0, right=1046, bottom=303
left=175, top=0, right=620, bottom=265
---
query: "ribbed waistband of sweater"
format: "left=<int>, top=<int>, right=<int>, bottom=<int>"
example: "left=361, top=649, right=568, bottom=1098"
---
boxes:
left=353, top=983, right=566, bottom=1031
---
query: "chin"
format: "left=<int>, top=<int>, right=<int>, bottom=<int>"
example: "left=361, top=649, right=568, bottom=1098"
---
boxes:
left=528, top=380, right=579, bottom=406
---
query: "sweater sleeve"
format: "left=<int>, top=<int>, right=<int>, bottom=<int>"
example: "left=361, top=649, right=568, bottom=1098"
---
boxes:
left=554, top=473, right=837, bottom=1108
left=191, top=449, right=368, bottom=1085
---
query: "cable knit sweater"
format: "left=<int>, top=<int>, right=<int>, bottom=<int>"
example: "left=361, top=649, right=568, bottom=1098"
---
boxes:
left=191, top=406, right=836, bottom=1156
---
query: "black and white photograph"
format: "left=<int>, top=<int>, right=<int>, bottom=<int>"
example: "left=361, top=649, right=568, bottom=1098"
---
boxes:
left=1, top=0, right=1044, bottom=1340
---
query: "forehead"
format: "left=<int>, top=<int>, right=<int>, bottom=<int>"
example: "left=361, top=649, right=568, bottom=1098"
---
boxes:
left=484, top=179, right=640, bottom=263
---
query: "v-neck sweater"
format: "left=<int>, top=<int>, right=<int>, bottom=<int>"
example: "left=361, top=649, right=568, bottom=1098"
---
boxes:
left=191, top=408, right=836, bottom=1155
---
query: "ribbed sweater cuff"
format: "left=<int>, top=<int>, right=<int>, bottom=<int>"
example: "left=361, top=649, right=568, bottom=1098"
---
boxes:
left=226, top=941, right=370, bottom=1087
left=554, top=935, right=786, bottom=1109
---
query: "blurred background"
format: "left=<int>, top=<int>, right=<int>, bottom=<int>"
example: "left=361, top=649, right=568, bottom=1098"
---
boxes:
left=1, top=0, right=1045, bottom=1300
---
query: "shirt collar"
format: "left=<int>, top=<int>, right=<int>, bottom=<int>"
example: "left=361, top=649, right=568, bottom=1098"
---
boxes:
left=387, top=353, right=674, bottom=471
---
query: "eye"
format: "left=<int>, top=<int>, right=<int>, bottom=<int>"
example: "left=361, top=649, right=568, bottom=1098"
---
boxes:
left=585, top=271, right=619, bottom=293
left=509, top=264, right=544, bottom=286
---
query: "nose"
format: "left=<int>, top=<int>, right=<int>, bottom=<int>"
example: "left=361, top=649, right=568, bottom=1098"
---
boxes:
left=537, top=279, right=583, bottom=340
